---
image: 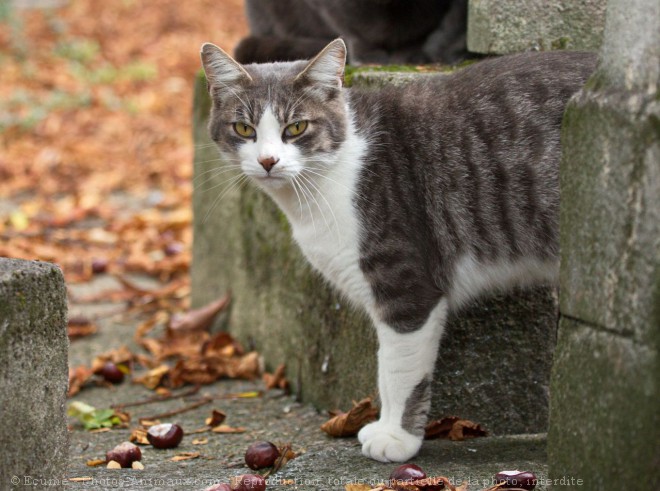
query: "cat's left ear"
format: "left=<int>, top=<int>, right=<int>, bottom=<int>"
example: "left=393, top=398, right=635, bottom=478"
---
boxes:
left=296, top=38, right=346, bottom=89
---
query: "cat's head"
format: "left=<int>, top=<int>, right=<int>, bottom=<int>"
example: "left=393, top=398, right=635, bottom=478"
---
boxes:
left=200, top=39, right=348, bottom=190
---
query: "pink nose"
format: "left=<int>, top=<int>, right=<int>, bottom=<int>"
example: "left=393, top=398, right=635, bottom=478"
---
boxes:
left=258, top=156, right=279, bottom=172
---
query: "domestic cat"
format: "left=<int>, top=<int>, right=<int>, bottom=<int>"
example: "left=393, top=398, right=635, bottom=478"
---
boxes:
left=235, top=0, right=467, bottom=65
left=200, top=39, right=597, bottom=462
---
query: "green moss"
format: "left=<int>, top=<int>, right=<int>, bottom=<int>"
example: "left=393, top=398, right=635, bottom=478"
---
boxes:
left=344, top=64, right=420, bottom=86
left=551, top=36, right=573, bottom=50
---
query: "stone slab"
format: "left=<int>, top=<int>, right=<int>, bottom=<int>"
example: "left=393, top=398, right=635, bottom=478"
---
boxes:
left=191, top=68, right=559, bottom=436
left=0, top=258, right=69, bottom=490
left=548, top=319, right=659, bottom=490
left=467, top=0, right=607, bottom=54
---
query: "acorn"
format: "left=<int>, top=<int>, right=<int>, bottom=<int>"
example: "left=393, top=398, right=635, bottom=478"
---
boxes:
left=244, top=441, right=280, bottom=470
left=99, top=362, right=125, bottom=384
left=147, top=423, right=184, bottom=449
left=105, top=441, right=142, bottom=468
left=494, top=470, right=537, bottom=490
left=390, top=463, right=426, bottom=482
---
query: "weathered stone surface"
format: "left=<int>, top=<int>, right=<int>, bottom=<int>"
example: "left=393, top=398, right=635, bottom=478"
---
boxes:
left=549, top=0, right=659, bottom=488
left=467, top=0, right=607, bottom=55
left=0, top=258, right=69, bottom=490
left=559, top=89, right=659, bottom=343
left=548, top=320, right=659, bottom=490
left=192, top=68, right=559, bottom=435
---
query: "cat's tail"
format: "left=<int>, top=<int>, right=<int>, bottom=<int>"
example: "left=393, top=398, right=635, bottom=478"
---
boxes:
left=234, top=36, right=334, bottom=64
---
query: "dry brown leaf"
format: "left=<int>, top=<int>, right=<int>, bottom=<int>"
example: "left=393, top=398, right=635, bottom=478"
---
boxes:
left=170, top=452, right=200, bottom=462
left=68, top=477, right=93, bottom=482
left=168, top=292, right=231, bottom=332
left=263, top=363, right=290, bottom=392
left=129, top=428, right=150, bottom=445
left=86, top=459, right=107, bottom=467
left=132, top=364, right=170, bottom=390
left=192, top=437, right=208, bottom=445
left=205, top=409, right=227, bottom=427
left=211, top=425, right=247, bottom=434
left=68, top=365, right=94, bottom=397
left=424, top=416, right=487, bottom=441
left=67, top=317, right=98, bottom=340
left=320, top=398, right=379, bottom=437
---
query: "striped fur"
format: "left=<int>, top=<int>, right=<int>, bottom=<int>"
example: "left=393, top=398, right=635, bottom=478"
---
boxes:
left=201, top=40, right=597, bottom=462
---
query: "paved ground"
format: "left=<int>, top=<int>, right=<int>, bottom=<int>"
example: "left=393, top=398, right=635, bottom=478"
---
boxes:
left=64, top=275, right=549, bottom=491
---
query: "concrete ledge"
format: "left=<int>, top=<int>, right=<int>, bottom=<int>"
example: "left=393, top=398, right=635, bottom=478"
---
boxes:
left=0, top=258, right=69, bottom=490
left=192, top=68, right=559, bottom=435
left=467, top=0, right=607, bottom=54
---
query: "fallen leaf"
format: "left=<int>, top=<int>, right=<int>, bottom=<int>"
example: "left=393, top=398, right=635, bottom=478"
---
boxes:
left=168, top=292, right=231, bottom=332
left=86, top=459, right=107, bottom=467
left=263, top=363, right=290, bottom=392
left=424, top=416, right=487, bottom=441
left=133, top=364, right=170, bottom=390
left=67, top=316, right=98, bottom=339
left=205, top=409, right=227, bottom=427
left=320, top=398, right=379, bottom=437
left=68, top=365, right=94, bottom=396
left=129, top=427, right=150, bottom=445
left=170, top=452, right=200, bottom=462
left=211, top=425, right=247, bottom=434
left=68, top=477, right=93, bottom=482
left=192, top=437, right=208, bottom=445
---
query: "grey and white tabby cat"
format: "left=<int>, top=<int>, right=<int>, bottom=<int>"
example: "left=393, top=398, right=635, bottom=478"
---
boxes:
left=200, top=39, right=597, bottom=462
left=235, top=0, right=467, bottom=65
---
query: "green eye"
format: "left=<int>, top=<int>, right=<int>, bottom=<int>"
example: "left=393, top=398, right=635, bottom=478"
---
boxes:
left=233, top=122, right=256, bottom=138
left=284, top=121, right=308, bottom=138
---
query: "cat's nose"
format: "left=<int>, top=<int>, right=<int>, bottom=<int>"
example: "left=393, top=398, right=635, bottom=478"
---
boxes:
left=258, top=156, right=279, bottom=172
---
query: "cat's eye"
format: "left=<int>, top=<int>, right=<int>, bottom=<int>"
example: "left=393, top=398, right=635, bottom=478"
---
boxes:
left=284, top=121, right=308, bottom=138
left=233, top=122, right=256, bottom=138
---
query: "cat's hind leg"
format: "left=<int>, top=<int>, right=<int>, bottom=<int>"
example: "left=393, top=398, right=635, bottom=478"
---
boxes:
left=358, top=299, right=448, bottom=462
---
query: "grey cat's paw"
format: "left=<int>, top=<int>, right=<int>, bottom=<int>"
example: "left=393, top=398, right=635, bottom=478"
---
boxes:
left=358, top=422, right=422, bottom=462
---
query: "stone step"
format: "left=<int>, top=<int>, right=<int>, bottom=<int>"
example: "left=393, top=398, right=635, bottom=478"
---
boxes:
left=191, top=69, right=558, bottom=436
left=467, top=0, right=607, bottom=54
left=0, top=258, right=68, bottom=490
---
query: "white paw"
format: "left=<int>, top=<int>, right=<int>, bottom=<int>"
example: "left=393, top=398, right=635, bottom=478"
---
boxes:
left=359, top=423, right=422, bottom=462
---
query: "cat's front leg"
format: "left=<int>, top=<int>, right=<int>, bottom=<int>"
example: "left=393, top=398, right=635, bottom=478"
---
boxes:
left=358, top=300, right=448, bottom=462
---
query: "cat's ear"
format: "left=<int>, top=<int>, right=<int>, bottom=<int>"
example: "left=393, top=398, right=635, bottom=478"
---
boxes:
left=296, top=38, right=346, bottom=89
left=200, top=42, right=252, bottom=91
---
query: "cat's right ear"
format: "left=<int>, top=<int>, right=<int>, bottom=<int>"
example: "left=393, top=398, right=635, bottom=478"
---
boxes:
left=200, top=43, right=252, bottom=93
left=295, top=38, right=347, bottom=89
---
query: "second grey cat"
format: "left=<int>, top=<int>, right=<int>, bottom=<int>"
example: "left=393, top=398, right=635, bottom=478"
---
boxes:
left=200, top=39, right=597, bottom=461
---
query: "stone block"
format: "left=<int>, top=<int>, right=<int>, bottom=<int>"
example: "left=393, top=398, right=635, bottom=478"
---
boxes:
left=0, top=258, right=69, bottom=490
left=192, top=68, right=559, bottom=435
left=467, top=0, right=607, bottom=55
left=548, top=319, right=659, bottom=490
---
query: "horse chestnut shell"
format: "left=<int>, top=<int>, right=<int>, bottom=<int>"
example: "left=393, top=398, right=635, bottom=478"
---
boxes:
left=100, top=362, right=124, bottom=384
left=106, top=441, right=142, bottom=468
left=147, top=423, right=184, bottom=449
left=495, top=470, right=537, bottom=490
left=245, top=441, right=280, bottom=469
left=230, top=474, right=266, bottom=491
left=390, top=463, right=427, bottom=488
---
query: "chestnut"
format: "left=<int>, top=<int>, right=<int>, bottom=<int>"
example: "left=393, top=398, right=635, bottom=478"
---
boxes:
left=494, top=470, right=537, bottom=490
left=147, top=423, right=184, bottom=449
left=100, top=362, right=125, bottom=384
left=390, top=463, right=427, bottom=488
left=230, top=474, right=266, bottom=491
left=105, top=441, right=142, bottom=468
left=245, top=441, right=280, bottom=470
